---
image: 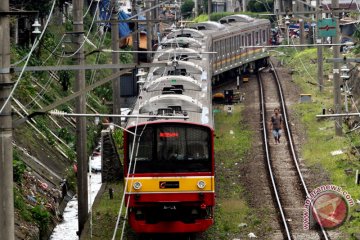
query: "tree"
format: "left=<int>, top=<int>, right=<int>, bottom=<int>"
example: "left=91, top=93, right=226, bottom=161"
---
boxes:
left=181, top=0, right=195, bottom=17
left=248, top=0, right=274, bottom=12
left=10, top=0, right=53, bottom=18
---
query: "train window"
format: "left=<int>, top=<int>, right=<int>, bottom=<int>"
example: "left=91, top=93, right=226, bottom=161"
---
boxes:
left=168, top=69, right=187, bottom=76
left=255, top=32, right=259, bottom=45
left=263, top=30, right=266, bottom=43
left=168, top=105, right=182, bottom=113
left=171, top=55, right=188, bottom=61
left=158, top=108, right=173, bottom=114
left=177, top=33, right=191, bottom=38
left=221, top=39, right=225, bottom=56
left=172, top=84, right=184, bottom=90
left=129, top=127, right=154, bottom=164
left=247, top=34, right=251, bottom=46
left=162, top=90, right=176, bottom=95
left=162, top=87, right=173, bottom=91
left=232, top=36, right=236, bottom=52
left=127, top=125, right=212, bottom=173
left=242, top=35, right=244, bottom=47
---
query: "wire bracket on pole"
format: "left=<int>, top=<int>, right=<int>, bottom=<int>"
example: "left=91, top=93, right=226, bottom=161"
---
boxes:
left=0, top=82, right=14, bottom=89
left=0, top=68, right=10, bottom=74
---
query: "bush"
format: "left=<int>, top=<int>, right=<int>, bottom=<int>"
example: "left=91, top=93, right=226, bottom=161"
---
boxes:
left=31, top=205, right=50, bottom=235
left=14, top=188, right=32, bottom=221
left=13, top=159, right=26, bottom=183
left=181, top=0, right=194, bottom=17
left=13, top=150, right=26, bottom=183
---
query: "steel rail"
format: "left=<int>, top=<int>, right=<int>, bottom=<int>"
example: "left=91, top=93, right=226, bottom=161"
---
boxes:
left=258, top=71, right=292, bottom=239
left=268, top=60, right=330, bottom=240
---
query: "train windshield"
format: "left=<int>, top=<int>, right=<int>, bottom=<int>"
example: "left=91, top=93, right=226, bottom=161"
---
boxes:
left=127, top=124, right=212, bottom=173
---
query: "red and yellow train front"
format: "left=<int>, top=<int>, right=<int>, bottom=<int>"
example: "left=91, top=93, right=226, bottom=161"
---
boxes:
left=124, top=122, right=215, bottom=233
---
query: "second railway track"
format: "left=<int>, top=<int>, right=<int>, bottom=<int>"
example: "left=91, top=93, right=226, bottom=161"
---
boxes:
left=258, top=61, right=331, bottom=240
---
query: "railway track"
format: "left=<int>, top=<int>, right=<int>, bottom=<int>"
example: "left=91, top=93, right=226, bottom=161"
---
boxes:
left=257, top=61, right=330, bottom=240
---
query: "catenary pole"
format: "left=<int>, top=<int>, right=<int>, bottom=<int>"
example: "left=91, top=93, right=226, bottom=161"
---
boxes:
left=73, top=0, right=88, bottom=235
left=332, top=0, right=342, bottom=136
left=132, top=0, right=139, bottom=65
left=146, top=0, right=152, bottom=62
left=0, top=0, right=15, bottom=239
left=111, top=0, right=121, bottom=125
left=208, top=0, right=211, bottom=20
left=299, top=19, right=305, bottom=50
left=316, top=0, right=323, bottom=92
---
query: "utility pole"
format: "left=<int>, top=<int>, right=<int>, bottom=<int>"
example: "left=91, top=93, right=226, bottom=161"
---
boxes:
left=111, top=0, right=121, bottom=125
left=73, top=0, right=88, bottom=235
left=208, top=0, right=211, bottom=20
left=316, top=0, right=323, bottom=92
left=299, top=19, right=305, bottom=50
left=332, top=0, right=342, bottom=136
left=132, top=0, right=139, bottom=65
left=146, top=0, right=153, bottom=62
left=194, top=0, right=198, bottom=17
left=0, top=0, right=15, bottom=239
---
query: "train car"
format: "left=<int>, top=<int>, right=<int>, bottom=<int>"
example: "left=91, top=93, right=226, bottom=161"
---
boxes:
left=191, top=14, right=271, bottom=76
left=123, top=26, right=214, bottom=234
left=122, top=15, right=271, bottom=235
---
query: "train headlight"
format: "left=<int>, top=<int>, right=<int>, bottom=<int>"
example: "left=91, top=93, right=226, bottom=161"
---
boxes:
left=133, top=181, right=142, bottom=190
left=197, top=180, right=206, bottom=189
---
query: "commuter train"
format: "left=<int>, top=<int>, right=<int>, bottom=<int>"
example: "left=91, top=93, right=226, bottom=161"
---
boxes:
left=123, top=15, right=271, bottom=234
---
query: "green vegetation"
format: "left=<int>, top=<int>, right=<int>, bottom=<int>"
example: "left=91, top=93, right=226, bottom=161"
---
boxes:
left=14, top=188, right=33, bottom=222
left=281, top=47, right=360, bottom=238
left=31, top=205, right=50, bottom=235
left=81, top=182, right=126, bottom=239
left=247, top=0, right=273, bottom=12
left=112, top=128, right=124, bottom=156
left=202, top=105, right=259, bottom=239
left=13, top=150, right=26, bottom=183
left=181, top=0, right=195, bottom=18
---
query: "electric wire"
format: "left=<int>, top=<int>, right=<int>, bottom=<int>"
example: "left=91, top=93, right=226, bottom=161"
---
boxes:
left=60, top=0, right=100, bottom=58
left=41, top=35, right=66, bottom=64
left=24, top=52, right=64, bottom=109
left=0, top=0, right=57, bottom=115
left=111, top=116, right=140, bottom=240
left=83, top=0, right=95, bottom=18
left=120, top=125, right=148, bottom=240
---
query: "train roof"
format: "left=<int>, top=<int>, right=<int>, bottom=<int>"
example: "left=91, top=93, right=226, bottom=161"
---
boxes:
left=125, top=26, right=213, bottom=129
left=189, top=15, right=270, bottom=38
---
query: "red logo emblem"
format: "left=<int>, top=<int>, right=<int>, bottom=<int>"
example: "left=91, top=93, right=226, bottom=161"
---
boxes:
left=311, top=192, right=348, bottom=229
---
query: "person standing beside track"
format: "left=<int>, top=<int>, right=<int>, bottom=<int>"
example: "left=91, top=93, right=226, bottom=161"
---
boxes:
left=269, top=107, right=283, bottom=144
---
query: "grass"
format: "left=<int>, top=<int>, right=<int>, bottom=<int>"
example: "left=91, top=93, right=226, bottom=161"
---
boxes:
left=202, top=104, right=260, bottom=239
left=81, top=182, right=127, bottom=240
left=282, top=47, right=360, bottom=238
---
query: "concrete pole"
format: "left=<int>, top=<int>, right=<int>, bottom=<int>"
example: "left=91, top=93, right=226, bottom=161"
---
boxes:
left=146, top=0, right=153, bottom=62
left=0, top=0, right=15, bottom=239
left=299, top=19, right=305, bottom=50
left=316, top=0, right=323, bottom=92
left=208, top=0, right=211, bottom=20
left=132, top=0, right=139, bottom=64
left=332, top=0, right=342, bottom=136
left=73, top=0, right=88, bottom=235
left=111, top=0, right=121, bottom=125
left=194, top=0, right=198, bottom=17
